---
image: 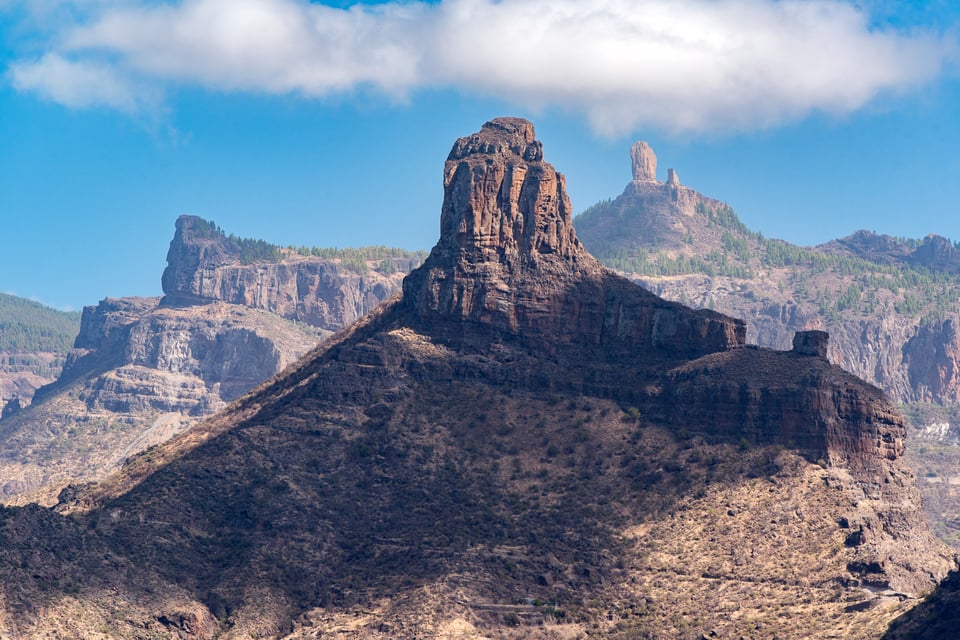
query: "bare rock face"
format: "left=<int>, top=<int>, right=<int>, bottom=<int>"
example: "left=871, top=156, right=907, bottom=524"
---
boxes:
left=631, top=140, right=658, bottom=181
left=404, top=118, right=745, bottom=358
left=162, top=216, right=406, bottom=332
left=903, top=318, right=960, bottom=403
left=908, top=234, right=960, bottom=274
left=793, top=330, right=829, bottom=357
left=0, top=295, right=325, bottom=505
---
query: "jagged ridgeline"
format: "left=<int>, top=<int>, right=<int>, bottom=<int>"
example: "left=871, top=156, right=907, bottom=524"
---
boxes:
left=181, top=215, right=427, bottom=272
left=577, top=194, right=958, bottom=320
left=2, top=118, right=951, bottom=639
left=573, top=142, right=960, bottom=550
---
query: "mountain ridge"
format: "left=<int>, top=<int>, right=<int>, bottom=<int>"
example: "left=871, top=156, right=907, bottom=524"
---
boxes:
left=0, top=217, right=420, bottom=506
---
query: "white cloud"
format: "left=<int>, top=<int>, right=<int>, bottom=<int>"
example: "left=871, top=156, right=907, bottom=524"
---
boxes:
left=9, top=53, right=144, bottom=112
left=4, top=0, right=956, bottom=134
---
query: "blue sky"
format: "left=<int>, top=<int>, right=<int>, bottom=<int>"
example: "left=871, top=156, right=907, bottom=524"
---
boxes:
left=1, top=0, right=959, bottom=310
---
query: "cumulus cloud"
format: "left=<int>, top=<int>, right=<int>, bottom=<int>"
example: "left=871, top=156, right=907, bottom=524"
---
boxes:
left=5, top=0, right=956, bottom=134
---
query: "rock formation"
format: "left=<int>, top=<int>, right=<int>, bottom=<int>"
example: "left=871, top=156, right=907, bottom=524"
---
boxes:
left=0, top=217, right=418, bottom=506
left=792, top=329, right=829, bottom=357
left=0, top=119, right=950, bottom=639
left=0, top=297, right=324, bottom=505
left=574, top=143, right=960, bottom=409
left=162, top=215, right=408, bottom=331
left=631, top=140, right=657, bottom=181
left=403, top=118, right=743, bottom=357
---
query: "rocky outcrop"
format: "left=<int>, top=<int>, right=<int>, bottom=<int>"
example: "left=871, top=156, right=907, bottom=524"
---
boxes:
left=162, top=216, right=408, bottom=332
left=909, top=234, right=960, bottom=274
left=0, top=215, right=426, bottom=505
left=0, top=296, right=325, bottom=505
left=576, top=143, right=730, bottom=256
left=631, top=140, right=657, bottom=181
left=793, top=329, right=829, bottom=357
left=404, top=118, right=745, bottom=357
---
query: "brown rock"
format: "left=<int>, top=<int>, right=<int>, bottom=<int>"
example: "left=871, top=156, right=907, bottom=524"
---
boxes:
left=666, top=168, right=681, bottom=186
left=0, top=117, right=951, bottom=639
left=792, top=330, right=829, bottom=357
left=403, top=118, right=745, bottom=358
left=631, top=140, right=658, bottom=182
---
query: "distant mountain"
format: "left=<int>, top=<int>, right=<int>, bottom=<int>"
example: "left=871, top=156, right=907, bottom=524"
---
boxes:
left=575, top=141, right=960, bottom=407
left=0, top=293, right=80, bottom=416
left=0, top=118, right=949, bottom=639
left=574, top=142, right=960, bottom=546
left=0, top=216, right=421, bottom=505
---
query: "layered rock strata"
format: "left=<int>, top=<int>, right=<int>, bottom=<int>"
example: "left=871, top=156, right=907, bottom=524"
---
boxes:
left=162, top=215, right=407, bottom=331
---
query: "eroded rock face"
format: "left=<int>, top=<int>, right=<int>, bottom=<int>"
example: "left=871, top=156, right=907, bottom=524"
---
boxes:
left=631, top=140, right=657, bottom=181
left=903, top=318, right=960, bottom=403
left=909, top=234, right=960, bottom=274
left=403, top=118, right=745, bottom=357
left=162, top=216, right=405, bottom=332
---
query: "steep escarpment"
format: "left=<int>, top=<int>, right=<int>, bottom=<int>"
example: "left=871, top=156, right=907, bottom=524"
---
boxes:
left=162, top=215, right=412, bottom=331
left=0, top=119, right=951, bottom=639
left=403, top=118, right=743, bottom=357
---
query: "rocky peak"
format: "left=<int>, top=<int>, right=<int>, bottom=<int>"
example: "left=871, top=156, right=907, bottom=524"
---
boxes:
left=161, top=216, right=239, bottom=301
left=631, top=140, right=657, bottom=182
left=666, top=167, right=681, bottom=186
left=160, top=215, right=406, bottom=332
left=403, top=118, right=745, bottom=357
left=431, top=116, right=582, bottom=263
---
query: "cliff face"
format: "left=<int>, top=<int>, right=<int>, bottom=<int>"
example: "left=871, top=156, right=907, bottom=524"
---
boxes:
left=0, top=118, right=946, bottom=639
left=0, top=215, right=425, bottom=506
left=162, top=216, right=406, bottom=332
left=404, top=118, right=744, bottom=358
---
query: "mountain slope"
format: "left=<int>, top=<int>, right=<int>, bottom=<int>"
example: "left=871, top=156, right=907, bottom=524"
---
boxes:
left=0, top=217, right=419, bottom=506
left=0, top=118, right=950, bottom=639
left=0, top=293, right=80, bottom=416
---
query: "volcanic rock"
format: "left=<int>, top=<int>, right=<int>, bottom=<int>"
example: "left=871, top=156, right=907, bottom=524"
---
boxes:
left=792, top=330, right=829, bottom=357
left=404, top=118, right=744, bottom=357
